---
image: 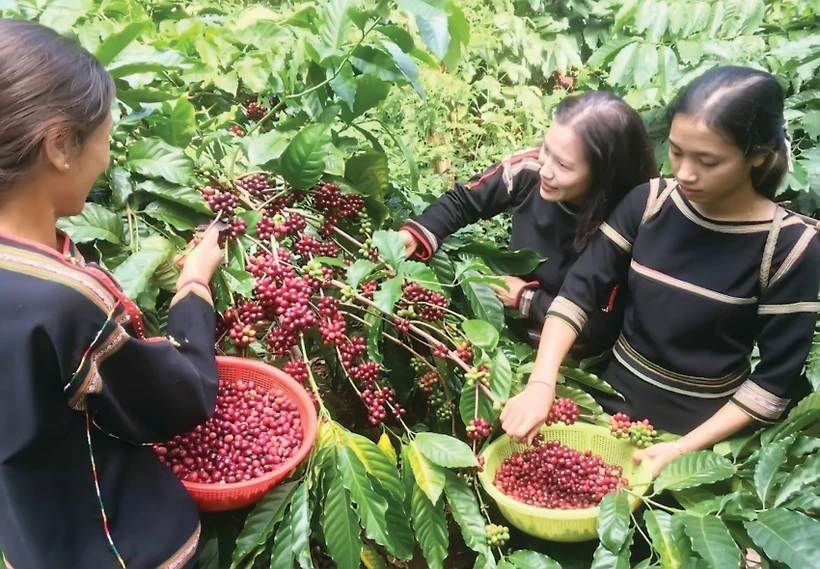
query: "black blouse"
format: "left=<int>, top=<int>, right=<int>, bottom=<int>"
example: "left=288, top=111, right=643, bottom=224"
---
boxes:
left=402, top=148, right=624, bottom=355
left=0, top=231, right=218, bottom=568
left=547, top=179, right=820, bottom=434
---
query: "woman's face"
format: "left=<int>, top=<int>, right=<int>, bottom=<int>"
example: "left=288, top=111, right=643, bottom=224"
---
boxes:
left=668, top=114, right=762, bottom=205
left=53, top=114, right=114, bottom=217
left=537, top=122, right=593, bottom=206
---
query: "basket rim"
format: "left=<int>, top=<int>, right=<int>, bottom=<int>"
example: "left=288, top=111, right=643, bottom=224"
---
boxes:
left=181, top=356, right=319, bottom=494
left=477, top=422, right=654, bottom=519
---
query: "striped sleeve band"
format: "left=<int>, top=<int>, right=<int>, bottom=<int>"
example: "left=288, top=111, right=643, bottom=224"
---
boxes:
left=401, top=220, right=439, bottom=261
left=599, top=222, right=632, bottom=253
left=730, top=380, right=790, bottom=422
left=545, top=295, right=588, bottom=337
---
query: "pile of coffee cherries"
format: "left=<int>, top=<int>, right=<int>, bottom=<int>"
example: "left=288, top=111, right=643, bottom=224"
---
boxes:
left=493, top=436, right=628, bottom=509
left=155, top=379, right=304, bottom=484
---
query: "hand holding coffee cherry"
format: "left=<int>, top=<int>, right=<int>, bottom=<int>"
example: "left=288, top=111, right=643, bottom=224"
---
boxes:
left=177, top=226, right=222, bottom=288
left=500, top=380, right=555, bottom=445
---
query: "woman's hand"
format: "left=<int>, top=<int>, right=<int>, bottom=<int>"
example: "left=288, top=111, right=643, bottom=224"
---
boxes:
left=397, top=229, right=419, bottom=259
left=633, top=442, right=685, bottom=478
left=177, top=227, right=223, bottom=287
left=500, top=382, right=555, bottom=445
left=492, top=276, right=529, bottom=308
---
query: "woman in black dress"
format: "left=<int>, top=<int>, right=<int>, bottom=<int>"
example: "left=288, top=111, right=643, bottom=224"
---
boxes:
left=501, top=66, right=820, bottom=477
left=398, top=91, right=659, bottom=355
left=0, top=20, right=221, bottom=568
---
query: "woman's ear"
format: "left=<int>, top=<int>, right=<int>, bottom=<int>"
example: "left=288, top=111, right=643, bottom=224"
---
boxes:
left=750, top=150, right=769, bottom=168
left=42, top=129, right=71, bottom=173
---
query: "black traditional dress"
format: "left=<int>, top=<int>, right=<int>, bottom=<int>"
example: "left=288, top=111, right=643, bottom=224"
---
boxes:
left=0, top=230, right=218, bottom=569
left=402, top=148, right=624, bottom=355
left=547, top=178, right=820, bottom=434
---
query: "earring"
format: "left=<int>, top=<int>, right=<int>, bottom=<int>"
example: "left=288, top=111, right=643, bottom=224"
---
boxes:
left=64, top=164, right=70, bottom=170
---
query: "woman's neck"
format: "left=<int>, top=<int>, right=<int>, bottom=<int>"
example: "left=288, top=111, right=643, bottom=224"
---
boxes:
left=689, top=183, right=771, bottom=222
left=0, top=188, right=59, bottom=250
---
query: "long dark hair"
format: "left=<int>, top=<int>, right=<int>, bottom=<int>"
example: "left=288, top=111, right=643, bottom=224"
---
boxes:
left=0, top=19, right=115, bottom=191
left=668, top=66, right=788, bottom=199
left=555, top=92, right=659, bottom=251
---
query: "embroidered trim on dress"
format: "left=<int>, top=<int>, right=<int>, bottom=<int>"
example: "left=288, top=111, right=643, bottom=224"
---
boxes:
left=172, top=281, right=214, bottom=308
left=546, top=296, right=588, bottom=336
left=599, top=222, right=632, bottom=252
left=731, top=380, right=790, bottom=421
left=631, top=260, right=758, bottom=305
left=67, top=325, right=129, bottom=410
left=758, top=302, right=820, bottom=315
left=769, top=226, right=817, bottom=286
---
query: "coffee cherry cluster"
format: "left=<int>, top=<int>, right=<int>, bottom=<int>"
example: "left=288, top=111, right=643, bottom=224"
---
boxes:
left=283, top=359, right=310, bottom=384
left=237, top=174, right=270, bottom=198
left=465, top=366, right=490, bottom=387
left=273, top=212, right=307, bottom=239
left=493, top=437, right=628, bottom=509
left=156, top=379, right=304, bottom=484
left=339, top=194, right=364, bottom=218
left=455, top=341, right=474, bottom=364
left=229, top=125, right=245, bottom=137
left=314, top=183, right=342, bottom=211
left=466, top=418, right=491, bottom=441
left=245, top=100, right=268, bottom=121
left=202, top=187, right=238, bottom=216
left=485, top=524, right=510, bottom=546
left=256, top=216, right=275, bottom=242
left=545, top=398, right=579, bottom=426
left=398, top=283, right=449, bottom=322
left=223, top=217, right=247, bottom=243
left=610, top=413, right=657, bottom=448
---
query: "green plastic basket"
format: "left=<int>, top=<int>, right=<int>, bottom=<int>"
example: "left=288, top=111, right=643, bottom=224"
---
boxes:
left=477, top=422, right=654, bottom=542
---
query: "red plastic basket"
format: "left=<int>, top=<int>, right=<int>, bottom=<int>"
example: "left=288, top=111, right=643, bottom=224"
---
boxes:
left=181, top=356, right=318, bottom=512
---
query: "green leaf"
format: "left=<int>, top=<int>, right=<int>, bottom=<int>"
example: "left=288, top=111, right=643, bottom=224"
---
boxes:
left=330, top=62, right=357, bottom=110
left=676, top=40, right=704, bottom=66
left=609, top=41, right=638, bottom=86
left=57, top=203, right=123, bottom=244
left=462, top=320, right=499, bottom=351
left=774, top=453, right=820, bottom=507
left=554, top=383, right=604, bottom=415
left=647, top=1, right=669, bottom=43
left=360, top=545, right=388, bottom=569
left=112, top=236, right=173, bottom=299
left=352, top=74, right=392, bottom=117
left=346, top=431, right=405, bottom=503
left=143, top=200, right=206, bottom=231
left=460, top=382, right=499, bottom=426
left=559, top=366, right=621, bottom=398
left=415, top=433, right=479, bottom=469
left=269, top=507, right=296, bottom=569
left=399, top=260, right=443, bottom=292
left=126, top=138, right=195, bottom=185
left=443, top=471, right=492, bottom=558
left=373, top=276, right=403, bottom=314
left=220, top=267, right=256, bottom=298
left=290, top=483, right=314, bottom=569
left=411, top=487, right=449, bottom=569
left=746, top=509, right=820, bottom=569
left=135, top=181, right=212, bottom=215
left=349, top=45, right=404, bottom=82
left=506, top=550, right=561, bottom=569
left=319, top=0, right=353, bottom=50
left=644, top=510, right=686, bottom=569
left=460, top=274, right=504, bottom=331
left=588, top=38, right=638, bottom=69
left=347, top=260, right=377, bottom=290
left=153, top=98, right=196, bottom=148
left=598, top=491, right=631, bottom=553
left=801, top=110, right=820, bottom=141
left=680, top=514, right=741, bottom=569
left=405, top=442, right=446, bottom=504
left=338, top=445, right=393, bottom=552
left=763, top=392, right=820, bottom=446
left=590, top=531, right=632, bottom=569
left=393, top=0, right=449, bottom=19
left=755, top=436, right=793, bottom=507
left=321, top=473, right=362, bottom=569
left=372, top=230, right=405, bottom=269
left=345, top=151, right=390, bottom=199
left=379, top=489, right=415, bottom=560
left=96, top=21, right=153, bottom=65
left=453, top=242, right=545, bottom=275
left=231, top=482, right=298, bottom=568
left=491, top=351, right=513, bottom=402
left=416, top=13, right=450, bottom=61
left=247, top=131, right=292, bottom=167
left=279, top=124, right=333, bottom=190
left=634, top=44, right=659, bottom=89
left=653, top=451, right=736, bottom=493
left=39, top=0, right=92, bottom=33
left=110, top=168, right=134, bottom=209
left=377, top=25, right=415, bottom=53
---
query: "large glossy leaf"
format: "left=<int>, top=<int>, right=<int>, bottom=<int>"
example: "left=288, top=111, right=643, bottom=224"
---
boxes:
left=349, top=45, right=404, bottom=82
left=405, top=441, right=446, bottom=504
left=279, top=124, right=333, bottom=190
left=400, top=260, right=443, bottom=292
left=755, top=436, right=793, bottom=507
left=126, top=138, right=195, bottom=185
left=39, top=0, right=92, bottom=33
left=559, top=366, right=622, bottom=398
left=453, top=242, right=545, bottom=275
left=57, top=203, right=123, bottom=244
left=762, top=392, right=820, bottom=446
left=491, top=351, right=513, bottom=402
left=462, top=320, right=498, bottom=351
left=411, top=487, right=449, bottom=569
left=289, top=483, right=314, bottom=569
left=373, top=276, right=403, bottom=314
left=321, top=474, right=361, bottom=569
left=231, top=482, right=298, bottom=568
left=347, top=260, right=377, bottom=290
left=460, top=274, right=504, bottom=331
left=379, top=488, right=414, bottom=560
left=415, top=432, right=479, bottom=469
left=269, top=507, right=296, bottom=569
left=644, top=510, right=687, bottom=569
left=360, top=545, right=388, bottom=569
left=112, top=236, right=173, bottom=299
left=598, top=492, right=631, bottom=553
left=352, top=74, right=392, bottom=117
left=459, top=382, right=499, bottom=426
left=745, top=509, right=820, bottom=569
left=653, top=451, right=736, bottom=493
left=589, top=531, right=632, bottom=569
left=554, top=383, right=604, bottom=415
left=346, top=431, right=405, bottom=503
left=372, top=230, right=405, bottom=270
left=96, top=21, right=153, bottom=65
left=135, top=181, right=212, bottom=214
left=247, top=131, right=292, bottom=167
left=143, top=200, right=207, bottom=231
left=443, top=472, right=491, bottom=558
left=506, top=550, right=561, bottom=569
left=383, top=41, right=424, bottom=97
left=319, top=0, right=352, bottom=50
left=337, top=446, right=392, bottom=550
left=152, top=98, right=196, bottom=148
left=680, top=514, right=741, bottom=569
left=345, top=151, right=390, bottom=199
left=393, top=0, right=449, bottom=19
left=330, top=62, right=357, bottom=109
left=774, top=452, right=820, bottom=507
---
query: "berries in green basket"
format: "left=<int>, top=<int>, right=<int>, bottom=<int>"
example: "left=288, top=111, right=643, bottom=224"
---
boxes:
left=485, top=524, right=510, bottom=546
left=627, top=419, right=657, bottom=448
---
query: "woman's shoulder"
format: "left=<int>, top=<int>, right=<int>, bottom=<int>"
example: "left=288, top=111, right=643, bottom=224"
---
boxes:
left=769, top=210, right=820, bottom=285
